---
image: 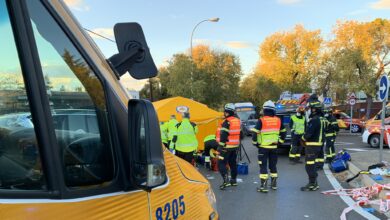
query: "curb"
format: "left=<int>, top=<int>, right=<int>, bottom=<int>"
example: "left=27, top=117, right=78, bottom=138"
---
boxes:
left=347, top=161, right=377, bottom=188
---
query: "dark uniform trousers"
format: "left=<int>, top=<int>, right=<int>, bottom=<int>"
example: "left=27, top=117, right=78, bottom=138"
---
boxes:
left=290, top=134, right=303, bottom=159
left=325, top=136, right=336, bottom=161
left=305, top=146, right=322, bottom=183
left=175, top=151, right=194, bottom=164
left=218, top=148, right=238, bottom=180
left=258, top=147, right=278, bottom=177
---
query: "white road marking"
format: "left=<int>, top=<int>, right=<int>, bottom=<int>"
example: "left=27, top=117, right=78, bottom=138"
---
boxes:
left=343, top=148, right=370, bottom=152
left=335, top=142, right=354, bottom=146
left=323, top=165, right=379, bottom=220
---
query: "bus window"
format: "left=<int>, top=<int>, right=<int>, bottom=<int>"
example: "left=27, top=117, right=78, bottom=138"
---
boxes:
left=25, top=1, right=115, bottom=188
left=0, top=0, right=46, bottom=190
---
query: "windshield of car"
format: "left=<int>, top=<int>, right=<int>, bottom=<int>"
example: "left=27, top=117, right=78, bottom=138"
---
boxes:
left=236, top=110, right=256, bottom=121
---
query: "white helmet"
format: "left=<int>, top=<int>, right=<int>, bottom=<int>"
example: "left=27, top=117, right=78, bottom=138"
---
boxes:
left=263, top=100, right=276, bottom=111
left=224, top=103, right=236, bottom=112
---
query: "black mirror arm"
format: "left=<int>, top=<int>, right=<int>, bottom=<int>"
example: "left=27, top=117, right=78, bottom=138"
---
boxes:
left=107, top=46, right=144, bottom=79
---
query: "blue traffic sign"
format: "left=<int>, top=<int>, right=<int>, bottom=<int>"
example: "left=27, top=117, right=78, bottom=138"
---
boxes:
left=323, top=97, right=332, bottom=105
left=379, top=75, right=389, bottom=101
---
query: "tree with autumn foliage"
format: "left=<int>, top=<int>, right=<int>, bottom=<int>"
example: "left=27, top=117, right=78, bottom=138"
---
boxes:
left=330, top=18, right=390, bottom=117
left=141, top=45, right=242, bottom=109
left=256, top=25, right=323, bottom=92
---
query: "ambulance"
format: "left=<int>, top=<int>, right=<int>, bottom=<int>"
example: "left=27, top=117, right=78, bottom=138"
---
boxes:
left=0, top=0, right=217, bottom=219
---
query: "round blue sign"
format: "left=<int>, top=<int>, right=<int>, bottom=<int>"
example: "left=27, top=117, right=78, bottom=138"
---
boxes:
left=379, top=75, right=389, bottom=101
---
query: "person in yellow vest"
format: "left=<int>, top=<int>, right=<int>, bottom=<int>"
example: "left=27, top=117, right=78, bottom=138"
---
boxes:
left=216, top=103, right=241, bottom=190
left=289, top=106, right=306, bottom=164
left=252, top=100, right=286, bottom=193
left=160, top=122, right=169, bottom=148
left=167, top=114, right=178, bottom=148
left=171, top=112, right=198, bottom=163
left=203, top=135, right=218, bottom=170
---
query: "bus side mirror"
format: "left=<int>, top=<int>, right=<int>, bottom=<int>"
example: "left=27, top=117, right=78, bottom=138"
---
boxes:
left=108, top=22, right=157, bottom=79
left=128, top=99, right=166, bottom=191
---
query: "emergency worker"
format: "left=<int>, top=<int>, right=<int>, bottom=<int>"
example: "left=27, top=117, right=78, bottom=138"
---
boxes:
left=324, top=108, right=339, bottom=163
left=167, top=114, right=178, bottom=148
left=171, top=112, right=198, bottom=163
left=252, top=100, right=286, bottom=193
left=289, top=106, right=306, bottom=164
left=203, top=135, right=219, bottom=169
left=217, top=103, right=241, bottom=190
left=160, top=121, right=169, bottom=148
left=301, top=100, right=326, bottom=191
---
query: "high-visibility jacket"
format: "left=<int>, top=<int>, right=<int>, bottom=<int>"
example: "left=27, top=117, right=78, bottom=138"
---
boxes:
left=302, top=114, right=326, bottom=146
left=325, top=115, right=339, bottom=137
left=216, top=116, right=241, bottom=148
left=173, top=119, right=198, bottom=152
left=252, top=116, right=283, bottom=149
left=160, top=122, right=168, bottom=144
left=290, top=114, right=305, bottom=135
left=167, top=118, right=178, bottom=141
left=203, top=135, right=216, bottom=143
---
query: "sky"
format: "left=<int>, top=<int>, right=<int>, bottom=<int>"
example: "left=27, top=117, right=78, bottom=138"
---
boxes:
left=64, top=0, right=390, bottom=91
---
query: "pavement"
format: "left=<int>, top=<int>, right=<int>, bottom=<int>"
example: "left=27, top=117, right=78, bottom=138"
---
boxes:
left=197, top=134, right=383, bottom=220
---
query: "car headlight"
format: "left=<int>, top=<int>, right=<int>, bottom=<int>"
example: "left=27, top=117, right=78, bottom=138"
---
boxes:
left=206, top=187, right=218, bottom=218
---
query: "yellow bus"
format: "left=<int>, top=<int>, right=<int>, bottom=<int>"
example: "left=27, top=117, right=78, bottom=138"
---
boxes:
left=0, top=0, right=217, bottom=219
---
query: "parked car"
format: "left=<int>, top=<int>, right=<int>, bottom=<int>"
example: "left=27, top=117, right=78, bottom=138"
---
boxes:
left=242, top=119, right=257, bottom=136
left=362, top=122, right=390, bottom=148
left=333, top=110, right=364, bottom=133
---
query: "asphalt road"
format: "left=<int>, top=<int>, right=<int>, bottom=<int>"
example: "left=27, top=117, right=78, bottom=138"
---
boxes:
left=199, top=134, right=375, bottom=220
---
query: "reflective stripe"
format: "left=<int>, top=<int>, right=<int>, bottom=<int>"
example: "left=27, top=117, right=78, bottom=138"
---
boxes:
left=306, top=142, right=322, bottom=146
left=259, top=174, right=269, bottom=179
left=279, top=139, right=285, bottom=144
left=280, top=128, right=287, bottom=132
left=177, top=131, right=196, bottom=135
left=289, top=154, right=295, bottom=158
left=270, top=173, right=278, bottom=178
left=306, top=161, right=315, bottom=165
left=221, top=127, right=229, bottom=132
left=258, top=161, right=262, bottom=165
left=229, top=129, right=241, bottom=133
left=252, top=141, right=258, bottom=145
left=315, top=158, right=324, bottom=162
left=251, top=128, right=260, bottom=133
left=259, top=145, right=277, bottom=149
left=331, top=122, right=338, bottom=125
left=225, top=144, right=239, bottom=149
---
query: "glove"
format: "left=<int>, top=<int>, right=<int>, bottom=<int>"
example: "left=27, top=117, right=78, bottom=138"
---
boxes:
left=169, top=149, right=176, bottom=155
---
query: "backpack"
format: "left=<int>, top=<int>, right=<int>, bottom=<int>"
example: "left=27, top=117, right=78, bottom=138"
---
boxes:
left=329, top=150, right=351, bottom=173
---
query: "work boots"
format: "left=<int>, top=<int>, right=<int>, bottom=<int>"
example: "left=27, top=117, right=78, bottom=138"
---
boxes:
left=271, top=177, right=277, bottom=190
left=300, top=181, right=319, bottom=191
left=219, top=175, right=231, bottom=190
left=230, top=179, right=238, bottom=187
left=257, top=179, right=268, bottom=193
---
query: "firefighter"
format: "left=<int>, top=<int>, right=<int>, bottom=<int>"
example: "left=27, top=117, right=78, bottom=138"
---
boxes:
left=301, top=100, right=326, bottom=191
left=217, top=103, right=241, bottom=190
left=167, top=114, right=178, bottom=149
left=171, top=112, right=198, bottom=163
left=252, top=100, right=286, bottom=193
left=203, top=135, right=219, bottom=169
left=160, top=121, right=169, bottom=148
left=324, top=108, right=339, bottom=163
left=289, top=106, right=306, bottom=164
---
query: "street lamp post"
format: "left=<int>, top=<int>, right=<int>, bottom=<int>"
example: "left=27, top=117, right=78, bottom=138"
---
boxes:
left=189, top=17, right=219, bottom=98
